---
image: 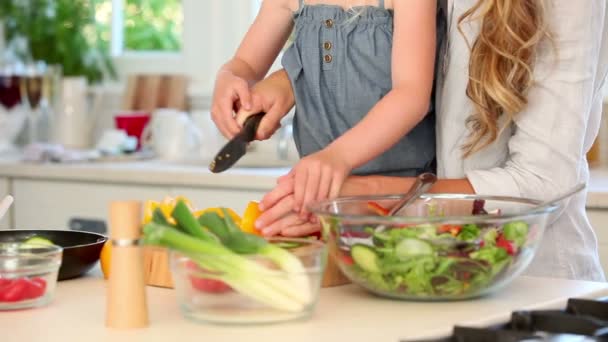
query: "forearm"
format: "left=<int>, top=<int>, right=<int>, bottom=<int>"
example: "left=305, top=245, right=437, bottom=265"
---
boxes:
left=341, top=176, right=475, bottom=197
left=328, top=87, right=430, bottom=169
left=218, top=58, right=261, bottom=85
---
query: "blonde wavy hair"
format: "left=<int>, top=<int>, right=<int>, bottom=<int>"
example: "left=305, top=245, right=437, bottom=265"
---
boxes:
left=458, top=0, right=550, bottom=156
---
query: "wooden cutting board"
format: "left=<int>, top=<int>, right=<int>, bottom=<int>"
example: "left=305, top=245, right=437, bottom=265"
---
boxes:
left=122, top=74, right=188, bottom=112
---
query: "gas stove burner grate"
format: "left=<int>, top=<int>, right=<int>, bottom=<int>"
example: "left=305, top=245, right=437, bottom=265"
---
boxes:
left=404, top=297, right=608, bottom=342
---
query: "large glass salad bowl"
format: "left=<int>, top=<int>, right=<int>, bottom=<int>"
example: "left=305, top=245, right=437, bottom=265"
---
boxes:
left=310, top=194, right=556, bottom=300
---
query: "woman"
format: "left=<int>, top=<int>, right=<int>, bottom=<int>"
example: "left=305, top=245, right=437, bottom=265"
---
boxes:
left=241, top=0, right=608, bottom=281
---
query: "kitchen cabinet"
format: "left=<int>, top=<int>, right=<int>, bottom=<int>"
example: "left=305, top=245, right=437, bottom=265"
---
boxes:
left=585, top=209, right=608, bottom=277
left=12, top=179, right=169, bottom=230
left=0, top=177, right=11, bottom=230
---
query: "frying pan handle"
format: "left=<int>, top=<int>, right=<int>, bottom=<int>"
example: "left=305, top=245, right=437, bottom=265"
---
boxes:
left=69, top=218, right=107, bottom=234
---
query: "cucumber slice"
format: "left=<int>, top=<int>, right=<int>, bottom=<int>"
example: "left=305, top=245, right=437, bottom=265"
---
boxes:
left=351, top=244, right=380, bottom=273
left=395, top=238, right=433, bottom=258
left=22, top=236, right=54, bottom=246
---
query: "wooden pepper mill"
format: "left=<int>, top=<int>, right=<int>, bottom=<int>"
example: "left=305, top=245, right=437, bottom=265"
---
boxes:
left=106, top=201, right=149, bottom=329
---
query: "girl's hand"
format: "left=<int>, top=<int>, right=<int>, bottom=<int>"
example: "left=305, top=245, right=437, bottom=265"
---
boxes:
left=235, top=69, right=296, bottom=141
left=291, top=147, right=352, bottom=218
left=211, top=70, right=253, bottom=139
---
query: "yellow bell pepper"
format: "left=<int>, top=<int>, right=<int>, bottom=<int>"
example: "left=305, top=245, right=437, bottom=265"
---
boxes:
left=240, top=201, right=263, bottom=236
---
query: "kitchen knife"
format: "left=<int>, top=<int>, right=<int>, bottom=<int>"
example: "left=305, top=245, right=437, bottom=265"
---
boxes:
left=208, top=112, right=265, bottom=173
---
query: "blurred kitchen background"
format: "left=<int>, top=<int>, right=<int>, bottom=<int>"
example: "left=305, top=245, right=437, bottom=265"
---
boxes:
left=0, top=0, right=297, bottom=166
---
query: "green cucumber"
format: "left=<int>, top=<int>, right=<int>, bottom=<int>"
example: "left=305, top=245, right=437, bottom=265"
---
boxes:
left=351, top=244, right=380, bottom=273
left=395, top=238, right=433, bottom=258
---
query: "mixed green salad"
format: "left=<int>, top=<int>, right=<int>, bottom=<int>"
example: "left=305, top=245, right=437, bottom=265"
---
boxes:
left=338, top=200, right=530, bottom=298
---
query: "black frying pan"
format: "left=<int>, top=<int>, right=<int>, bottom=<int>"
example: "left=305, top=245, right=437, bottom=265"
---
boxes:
left=0, top=229, right=107, bottom=281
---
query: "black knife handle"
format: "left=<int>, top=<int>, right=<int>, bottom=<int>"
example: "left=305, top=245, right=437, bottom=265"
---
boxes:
left=241, top=113, right=265, bottom=142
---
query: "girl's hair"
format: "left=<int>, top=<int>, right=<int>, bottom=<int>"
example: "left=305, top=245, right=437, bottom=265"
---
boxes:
left=458, top=0, right=549, bottom=157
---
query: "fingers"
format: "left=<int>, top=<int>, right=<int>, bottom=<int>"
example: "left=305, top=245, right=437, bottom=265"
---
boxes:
left=211, top=97, right=240, bottom=139
left=300, top=164, right=320, bottom=218
left=293, top=164, right=308, bottom=213
left=257, top=102, right=288, bottom=140
left=281, top=222, right=321, bottom=237
left=211, top=77, right=252, bottom=139
left=316, top=165, right=332, bottom=202
left=262, top=213, right=305, bottom=237
left=259, top=176, right=294, bottom=211
left=329, top=169, right=345, bottom=199
left=233, top=78, right=252, bottom=111
left=255, top=195, right=298, bottom=235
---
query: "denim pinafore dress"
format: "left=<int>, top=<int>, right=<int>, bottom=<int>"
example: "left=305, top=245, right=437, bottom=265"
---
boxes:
left=281, top=0, right=437, bottom=177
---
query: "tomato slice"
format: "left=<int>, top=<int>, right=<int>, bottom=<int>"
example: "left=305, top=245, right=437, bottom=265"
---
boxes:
left=0, top=279, right=30, bottom=302
left=341, top=254, right=354, bottom=266
left=26, top=278, right=47, bottom=299
left=0, top=278, right=13, bottom=289
left=497, top=235, right=517, bottom=255
left=438, top=224, right=462, bottom=236
left=186, top=261, right=231, bottom=294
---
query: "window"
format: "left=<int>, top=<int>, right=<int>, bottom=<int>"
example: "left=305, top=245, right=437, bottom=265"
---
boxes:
left=94, top=0, right=261, bottom=95
left=93, top=0, right=183, bottom=55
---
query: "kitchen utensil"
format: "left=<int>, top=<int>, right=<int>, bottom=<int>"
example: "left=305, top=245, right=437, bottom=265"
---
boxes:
left=387, top=173, right=438, bottom=216
left=170, top=237, right=326, bottom=325
left=0, top=195, right=14, bottom=221
left=374, top=173, right=437, bottom=234
left=141, top=109, right=202, bottom=161
left=114, top=112, right=151, bottom=149
left=106, top=201, right=149, bottom=329
left=0, top=229, right=107, bottom=280
left=311, top=193, right=558, bottom=300
left=0, top=243, right=62, bottom=310
left=143, top=246, right=173, bottom=288
left=122, top=74, right=188, bottom=112
left=209, top=112, right=265, bottom=173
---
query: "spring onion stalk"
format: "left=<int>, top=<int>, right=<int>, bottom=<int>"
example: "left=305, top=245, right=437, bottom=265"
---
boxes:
left=143, top=223, right=310, bottom=312
left=218, top=209, right=312, bottom=302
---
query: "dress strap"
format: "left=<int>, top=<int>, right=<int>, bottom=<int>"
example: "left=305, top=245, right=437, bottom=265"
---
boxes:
left=298, top=0, right=305, bottom=11
left=378, top=0, right=385, bottom=9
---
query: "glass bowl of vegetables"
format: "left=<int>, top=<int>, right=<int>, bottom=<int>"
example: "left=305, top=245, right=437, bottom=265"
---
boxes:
left=310, top=194, right=556, bottom=301
left=169, top=237, right=326, bottom=325
left=0, top=242, right=63, bottom=310
left=143, top=200, right=327, bottom=325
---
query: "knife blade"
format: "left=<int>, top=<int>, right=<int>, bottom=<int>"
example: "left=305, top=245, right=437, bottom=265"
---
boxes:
left=209, top=112, right=265, bottom=173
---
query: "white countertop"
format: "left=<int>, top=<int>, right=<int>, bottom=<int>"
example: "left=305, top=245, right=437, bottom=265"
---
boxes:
left=2, top=272, right=607, bottom=342
left=0, top=156, right=289, bottom=191
left=1, top=155, right=608, bottom=207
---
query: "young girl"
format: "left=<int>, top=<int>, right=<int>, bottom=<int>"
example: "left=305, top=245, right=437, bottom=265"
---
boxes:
left=211, top=0, right=438, bottom=218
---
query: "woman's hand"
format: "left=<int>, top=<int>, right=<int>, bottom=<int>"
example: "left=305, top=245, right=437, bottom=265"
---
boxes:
left=211, top=70, right=253, bottom=139
left=256, top=176, right=320, bottom=237
left=236, top=69, right=296, bottom=141
left=289, top=147, right=352, bottom=218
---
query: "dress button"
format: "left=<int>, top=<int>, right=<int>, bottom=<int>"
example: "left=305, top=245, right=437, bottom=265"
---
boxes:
left=325, top=19, right=334, bottom=28
left=324, top=54, right=333, bottom=63
left=323, top=41, right=332, bottom=50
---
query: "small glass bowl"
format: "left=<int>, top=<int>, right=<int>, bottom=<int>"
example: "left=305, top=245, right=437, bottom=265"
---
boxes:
left=0, top=243, right=63, bottom=310
left=170, top=237, right=327, bottom=325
